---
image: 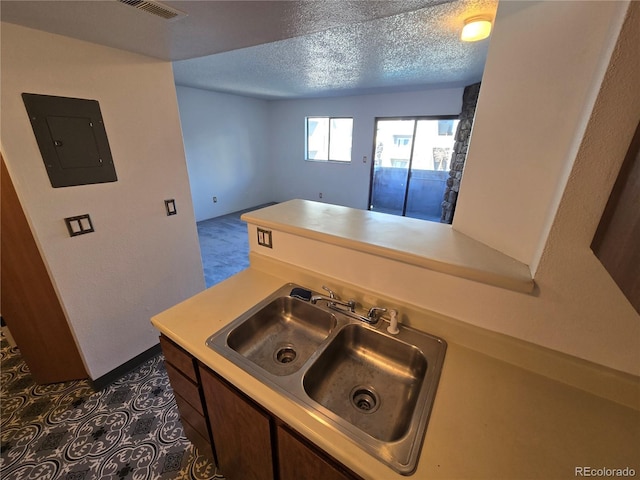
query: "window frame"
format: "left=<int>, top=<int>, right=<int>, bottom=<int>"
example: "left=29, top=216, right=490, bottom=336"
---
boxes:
left=305, top=116, right=353, bottom=163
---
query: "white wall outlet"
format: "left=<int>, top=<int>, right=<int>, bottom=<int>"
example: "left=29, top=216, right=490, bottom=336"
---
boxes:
left=319, top=192, right=323, bottom=199
left=164, top=199, right=177, bottom=216
left=257, top=227, right=272, bottom=248
left=213, top=196, right=217, bottom=203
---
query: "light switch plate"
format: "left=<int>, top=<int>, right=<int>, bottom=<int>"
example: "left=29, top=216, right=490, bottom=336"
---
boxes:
left=64, top=214, right=94, bottom=237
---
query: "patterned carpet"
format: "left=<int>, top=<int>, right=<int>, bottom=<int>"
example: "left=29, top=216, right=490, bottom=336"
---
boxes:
left=0, top=332, right=223, bottom=480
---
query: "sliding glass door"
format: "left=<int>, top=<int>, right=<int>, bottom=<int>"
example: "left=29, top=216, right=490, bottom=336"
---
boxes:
left=369, top=117, right=458, bottom=222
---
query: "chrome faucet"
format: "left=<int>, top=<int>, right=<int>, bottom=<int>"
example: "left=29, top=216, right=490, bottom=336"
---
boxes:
left=311, top=286, right=386, bottom=325
left=310, top=286, right=356, bottom=312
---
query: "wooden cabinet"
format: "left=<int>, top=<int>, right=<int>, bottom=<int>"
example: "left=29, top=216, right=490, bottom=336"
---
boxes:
left=592, top=120, right=640, bottom=314
left=161, top=336, right=361, bottom=480
left=159, top=335, right=214, bottom=462
left=277, top=425, right=357, bottom=480
left=199, top=366, right=273, bottom=480
left=198, top=364, right=361, bottom=480
left=1, top=156, right=87, bottom=384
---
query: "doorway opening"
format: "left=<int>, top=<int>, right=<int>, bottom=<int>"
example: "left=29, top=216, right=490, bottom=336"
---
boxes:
left=369, top=116, right=459, bottom=222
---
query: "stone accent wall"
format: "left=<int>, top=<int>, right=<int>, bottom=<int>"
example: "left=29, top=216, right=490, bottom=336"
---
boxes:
left=441, top=82, right=481, bottom=224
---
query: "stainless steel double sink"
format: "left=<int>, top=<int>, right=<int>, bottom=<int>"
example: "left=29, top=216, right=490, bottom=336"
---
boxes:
left=206, top=283, right=446, bottom=475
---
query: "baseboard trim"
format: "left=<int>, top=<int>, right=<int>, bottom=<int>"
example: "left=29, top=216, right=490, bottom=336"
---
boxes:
left=91, top=343, right=162, bottom=391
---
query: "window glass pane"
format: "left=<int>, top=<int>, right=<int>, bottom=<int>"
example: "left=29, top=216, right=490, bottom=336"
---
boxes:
left=306, top=117, right=329, bottom=160
left=369, top=119, right=414, bottom=215
left=412, top=119, right=459, bottom=171
left=373, top=119, right=414, bottom=169
left=306, top=117, right=353, bottom=162
left=405, top=119, right=458, bottom=221
left=328, top=118, right=353, bottom=162
left=438, top=119, right=455, bottom=136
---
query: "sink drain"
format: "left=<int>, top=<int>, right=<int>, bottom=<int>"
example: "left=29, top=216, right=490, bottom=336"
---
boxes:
left=350, top=386, right=380, bottom=414
left=274, top=346, right=297, bottom=364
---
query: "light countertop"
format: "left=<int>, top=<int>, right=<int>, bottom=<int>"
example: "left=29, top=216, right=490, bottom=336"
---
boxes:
left=241, top=200, right=534, bottom=293
left=151, top=267, right=640, bottom=480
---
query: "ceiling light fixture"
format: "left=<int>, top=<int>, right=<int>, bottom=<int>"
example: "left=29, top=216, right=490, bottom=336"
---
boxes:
left=461, top=16, right=492, bottom=42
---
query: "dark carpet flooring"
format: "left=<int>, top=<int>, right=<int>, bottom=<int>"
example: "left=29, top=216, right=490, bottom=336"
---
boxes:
left=197, top=204, right=275, bottom=288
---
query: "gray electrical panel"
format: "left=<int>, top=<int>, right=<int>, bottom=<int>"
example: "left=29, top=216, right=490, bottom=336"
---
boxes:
left=22, top=93, right=117, bottom=188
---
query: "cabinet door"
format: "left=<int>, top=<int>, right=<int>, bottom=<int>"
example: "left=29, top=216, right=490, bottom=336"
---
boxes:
left=200, top=366, right=274, bottom=480
left=277, top=425, right=359, bottom=480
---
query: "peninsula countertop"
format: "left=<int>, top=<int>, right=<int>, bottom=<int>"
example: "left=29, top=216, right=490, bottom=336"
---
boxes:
left=241, top=200, right=534, bottom=293
left=151, top=267, right=640, bottom=480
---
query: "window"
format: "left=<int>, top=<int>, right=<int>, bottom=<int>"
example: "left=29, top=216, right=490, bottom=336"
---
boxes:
left=370, top=116, right=459, bottom=222
left=305, top=117, right=353, bottom=162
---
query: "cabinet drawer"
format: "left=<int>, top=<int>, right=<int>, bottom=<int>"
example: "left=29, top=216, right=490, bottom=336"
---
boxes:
left=165, top=362, right=203, bottom=415
left=175, top=391, right=209, bottom=440
left=182, top=418, right=214, bottom=460
left=160, top=335, right=197, bottom=382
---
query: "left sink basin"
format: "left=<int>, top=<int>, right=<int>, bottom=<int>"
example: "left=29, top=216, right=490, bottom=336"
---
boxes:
left=226, top=295, right=337, bottom=376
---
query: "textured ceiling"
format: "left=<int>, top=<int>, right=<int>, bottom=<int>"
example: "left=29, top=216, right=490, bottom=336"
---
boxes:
left=173, top=0, right=497, bottom=99
left=1, top=0, right=498, bottom=99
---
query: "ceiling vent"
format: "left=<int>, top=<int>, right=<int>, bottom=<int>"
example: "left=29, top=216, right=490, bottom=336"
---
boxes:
left=117, top=0, right=187, bottom=21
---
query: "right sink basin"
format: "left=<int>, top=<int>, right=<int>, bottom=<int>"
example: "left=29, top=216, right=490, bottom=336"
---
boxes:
left=303, top=324, right=428, bottom=443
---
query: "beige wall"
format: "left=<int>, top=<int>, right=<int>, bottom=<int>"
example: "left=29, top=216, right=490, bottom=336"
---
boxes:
left=0, top=23, right=205, bottom=379
left=247, top=1, right=640, bottom=377
left=454, top=1, right=629, bottom=270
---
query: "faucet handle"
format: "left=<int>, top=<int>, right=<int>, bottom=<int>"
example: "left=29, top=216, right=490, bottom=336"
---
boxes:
left=367, top=307, right=387, bottom=322
left=346, top=299, right=357, bottom=313
left=322, top=285, right=338, bottom=300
